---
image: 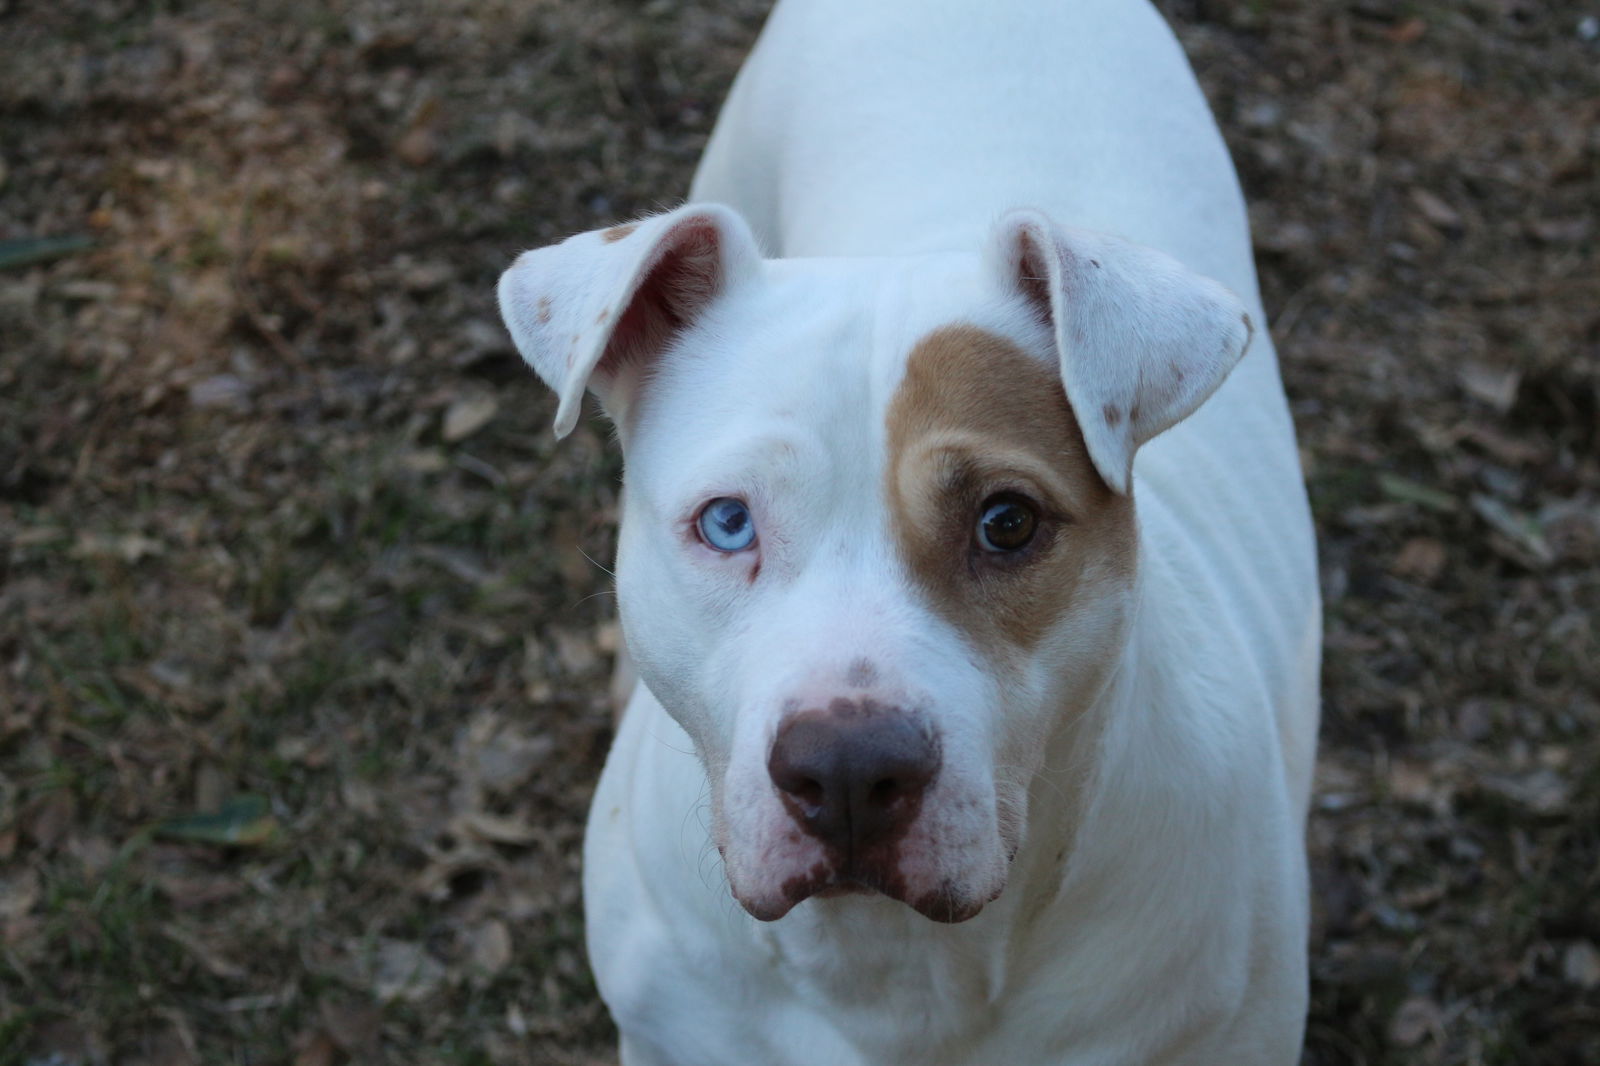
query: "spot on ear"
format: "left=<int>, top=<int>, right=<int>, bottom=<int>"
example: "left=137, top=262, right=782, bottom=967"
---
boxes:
left=537, top=296, right=552, bottom=324
left=595, top=307, right=610, bottom=324
left=1102, top=404, right=1123, bottom=427
left=603, top=223, right=638, bottom=243
left=845, top=658, right=878, bottom=689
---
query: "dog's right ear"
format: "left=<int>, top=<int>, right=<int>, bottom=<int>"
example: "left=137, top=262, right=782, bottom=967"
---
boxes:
left=988, top=209, right=1253, bottom=495
left=497, top=204, right=761, bottom=438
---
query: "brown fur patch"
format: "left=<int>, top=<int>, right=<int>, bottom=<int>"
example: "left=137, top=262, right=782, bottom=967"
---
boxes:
left=885, top=325, right=1135, bottom=657
left=602, top=223, right=637, bottom=243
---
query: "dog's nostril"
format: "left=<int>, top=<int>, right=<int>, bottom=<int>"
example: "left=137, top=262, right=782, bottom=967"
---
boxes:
left=794, top=778, right=824, bottom=810
left=868, top=777, right=901, bottom=805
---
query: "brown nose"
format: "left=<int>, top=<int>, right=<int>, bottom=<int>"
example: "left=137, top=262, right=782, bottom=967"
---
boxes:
left=767, top=699, right=940, bottom=855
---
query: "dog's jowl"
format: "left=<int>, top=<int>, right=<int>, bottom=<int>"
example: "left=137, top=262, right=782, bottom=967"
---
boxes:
left=497, top=1, right=1320, bottom=1062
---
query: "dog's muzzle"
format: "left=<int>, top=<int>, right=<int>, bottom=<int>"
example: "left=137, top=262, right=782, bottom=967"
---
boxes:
left=764, top=697, right=948, bottom=913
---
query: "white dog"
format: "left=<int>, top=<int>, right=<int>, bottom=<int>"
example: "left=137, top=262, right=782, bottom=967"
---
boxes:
left=497, top=1, right=1320, bottom=1062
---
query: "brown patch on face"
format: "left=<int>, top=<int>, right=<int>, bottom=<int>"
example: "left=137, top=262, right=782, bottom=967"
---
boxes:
left=601, top=223, right=637, bottom=243
left=885, top=324, right=1135, bottom=658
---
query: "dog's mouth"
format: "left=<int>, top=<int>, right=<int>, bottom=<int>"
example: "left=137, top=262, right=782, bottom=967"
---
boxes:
left=812, top=882, right=873, bottom=899
left=740, top=862, right=995, bottom=924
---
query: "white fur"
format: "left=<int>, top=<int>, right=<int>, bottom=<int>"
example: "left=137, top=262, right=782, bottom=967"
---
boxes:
left=497, top=0, right=1320, bottom=1062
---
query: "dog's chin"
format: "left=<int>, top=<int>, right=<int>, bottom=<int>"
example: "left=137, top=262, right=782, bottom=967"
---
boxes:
left=733, top=870, right=1001, bottom=924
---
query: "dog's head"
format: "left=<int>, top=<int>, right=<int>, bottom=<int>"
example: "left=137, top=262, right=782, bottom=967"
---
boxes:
left=498, top=205, right=1250, bottom=922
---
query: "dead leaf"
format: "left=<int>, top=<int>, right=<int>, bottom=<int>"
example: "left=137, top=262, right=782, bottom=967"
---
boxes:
left=443, top=393, right=499, bottom=442
left=459, top=810, right=541, bottom=846
left=1543, top=504, right=1600, bottom=565
left=552, top=626, right=600, bottom=675
left=187, top=373, right=251, bottom=410
left=364, top=938, right=448, bottom=1003
left=1563, top=940, right=1600, bottom=989
left=393, top=96, right=443, bottom=167
left=396, top=126, right=438, bottom=167
left=0, top=867, right=40, bottom=919
left=1480, top=768, right=1570, bottom=816
left=1388, top=760, right=1450, bottom=814
left=1460, top=423, right=1544, bottom=465
left=1458, top=362, right=1521, bottom=413
left=471, top=732, right=554, bottom=796
left=72, top=531, right=165, bottom=562
left=317, top=995, right=383, bottom=1055
left=402, top=448, right=449, bottom=474
left=1410, top=187, right=1459, bottom=229
left=1528, top=216, right=1591, bottom=244
left=1389, top=996, right=1444, bottom=1047
left=467, top=919, right=513, bottom=982
left=1386, top=17, right=1426, bottom=44
left=1390, top=537, right=1446, bottom=583
left=1471, top=494, right=1554, bottom=567
left=67, top=834, right=117, bottom=876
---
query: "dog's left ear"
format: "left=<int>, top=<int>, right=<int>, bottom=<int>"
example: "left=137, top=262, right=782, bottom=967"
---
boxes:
left=498, top=203, right=761, bottom=438
left=988, top=209, right=1254, bottom=494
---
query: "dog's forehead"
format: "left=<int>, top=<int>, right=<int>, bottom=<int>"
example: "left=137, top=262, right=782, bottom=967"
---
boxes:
left=628, top=253, right=1032, bottom=487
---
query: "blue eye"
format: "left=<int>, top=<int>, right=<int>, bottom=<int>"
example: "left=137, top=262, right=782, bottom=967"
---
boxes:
left=697, top=497, right=756, bottom=552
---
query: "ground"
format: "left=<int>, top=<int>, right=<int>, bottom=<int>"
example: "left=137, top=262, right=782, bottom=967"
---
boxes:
left=0, top=0, right=1597, bottom=1063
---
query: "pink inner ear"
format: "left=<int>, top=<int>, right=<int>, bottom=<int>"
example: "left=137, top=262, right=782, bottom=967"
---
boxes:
left=599, top=219, right=725, bottom=383
left=1011, top=226, right=1055, bottom=330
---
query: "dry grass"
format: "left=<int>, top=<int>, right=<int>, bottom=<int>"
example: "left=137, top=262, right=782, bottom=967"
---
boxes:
left=1, top=1, right=1596, bottom=1063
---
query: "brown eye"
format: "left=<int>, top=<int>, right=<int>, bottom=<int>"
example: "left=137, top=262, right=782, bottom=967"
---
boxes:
left=976, top=494, right=1038, bottom=553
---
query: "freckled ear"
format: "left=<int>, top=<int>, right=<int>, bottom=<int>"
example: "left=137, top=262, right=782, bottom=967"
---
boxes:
left=497, top=203, right=761, bottom=438
left=988, top=209, right=1253, bottom=494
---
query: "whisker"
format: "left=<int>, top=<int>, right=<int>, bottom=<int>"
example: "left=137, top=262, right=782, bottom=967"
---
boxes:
left=578, top=545, right=616, bottom=577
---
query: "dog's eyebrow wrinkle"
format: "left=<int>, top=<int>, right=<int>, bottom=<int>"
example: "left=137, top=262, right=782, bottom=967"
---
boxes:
left=672, top=429, right=826, bottom=510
